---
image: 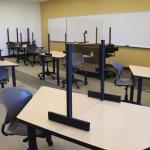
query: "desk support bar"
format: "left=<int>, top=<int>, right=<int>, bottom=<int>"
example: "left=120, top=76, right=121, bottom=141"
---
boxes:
left=66, top=44, right=73, bottom=118
left=16, top=28, right=19, bottom=43
left=48, top=33, right=50, bottom=53
left=100, top=40, right=105, bottom=100
left=48, top=112, right=90, bottom=131
left=48, top=44, right=90, bottom=131
left=88, top=91, right=121, bottom=103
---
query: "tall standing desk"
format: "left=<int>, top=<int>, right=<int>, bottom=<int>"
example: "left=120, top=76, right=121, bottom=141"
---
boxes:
left=0, top=60, right=18, bottom=87
left=129, top=65, right=150, bottom=105
left=17, top=86, right=150, bottom=150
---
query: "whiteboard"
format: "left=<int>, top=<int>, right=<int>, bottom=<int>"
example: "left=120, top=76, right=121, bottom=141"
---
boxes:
left=80, top=11, right=150, bottom=48
left=48, top=17, right=67, bottom=41
left=48, top=11, right=150, bottom=48
left=67, top=17, right=102, bottom=43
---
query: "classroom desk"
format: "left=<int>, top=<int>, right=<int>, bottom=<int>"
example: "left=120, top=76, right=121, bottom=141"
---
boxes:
left=41, top=51, right=65, bottom=85
left=0, top=60, right=18, bottom=87
left=129, top=65, right=150, bottom=105
left=17, top=86, right=150, bottom=150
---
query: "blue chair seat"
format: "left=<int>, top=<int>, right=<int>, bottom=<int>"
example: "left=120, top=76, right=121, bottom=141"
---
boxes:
left=115, top=78, right=134, bottom=86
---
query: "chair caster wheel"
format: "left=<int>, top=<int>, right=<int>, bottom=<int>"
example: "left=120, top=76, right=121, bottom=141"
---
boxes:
left=84, top=82, right=88, bottom=85
left=76, top=82, right=80, bottom=89
left=76, top=85, right=80, bottom=89
left=46, top=136, right=53, bottom=146
left=47, top=140, right=53, bottom=146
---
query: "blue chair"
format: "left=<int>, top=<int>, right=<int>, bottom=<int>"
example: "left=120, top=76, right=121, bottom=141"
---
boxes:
left=0, top=87, right=53, bottom=148
left=112, top=61, right=134, bottom=101
left=62, top=52, right=88, bottom=89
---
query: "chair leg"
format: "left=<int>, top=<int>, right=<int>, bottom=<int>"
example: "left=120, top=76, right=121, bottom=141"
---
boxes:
left=62, top=74, right=88, bottom=89
left=124, top=86, right=128, bottom=101
left=62, top=80, right=66, bottom=88
left=84, top=73, right=88, bottom=85
left=1, top=84, right=4, bottom=88
left=46, top=134, right=53, bottom=146
left=76, top=82, right=80, bottom=89
left=23, top=137, right=28, bottom=143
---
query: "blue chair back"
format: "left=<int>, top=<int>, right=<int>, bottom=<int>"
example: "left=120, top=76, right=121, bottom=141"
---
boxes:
left=112, top=61, right=124, bottom=78
left=0, top=87, right=32, bottom=124
left=72, top=53, right=84, bottom=66
left=0, top=68, right=9, bottom=82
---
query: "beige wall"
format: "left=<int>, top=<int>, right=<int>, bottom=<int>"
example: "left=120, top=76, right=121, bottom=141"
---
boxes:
left=40, top=0, right=150, bottom=67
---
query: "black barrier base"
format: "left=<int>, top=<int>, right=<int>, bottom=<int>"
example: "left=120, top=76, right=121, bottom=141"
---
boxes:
left=48, top=112, right=90, bottom=131
left=88, top=91, right=121, bottom=103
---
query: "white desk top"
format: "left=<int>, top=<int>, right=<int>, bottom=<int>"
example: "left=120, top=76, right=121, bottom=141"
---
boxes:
left=51, top=51, right=65, bottom=58
left=129, top=65, right=150, bottom=78
left=17, top=86, right=150, bottom=150
left=0, top=60, right=18, bottom=67
left=41, top=51, right=65, bottom=59
left=22, top=44, right=27, bottom=48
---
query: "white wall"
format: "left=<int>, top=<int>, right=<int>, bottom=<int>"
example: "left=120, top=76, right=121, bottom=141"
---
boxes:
left=0, top=1, right=41, bottom=56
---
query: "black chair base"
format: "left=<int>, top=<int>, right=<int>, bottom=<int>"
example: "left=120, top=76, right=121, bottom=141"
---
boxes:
left=1, top=81, right=8, bottom=88
left=38, top=71, right=56, bottom=80
left=23, top=135, right=53, bottom=146
left=38, top=58, right=56, bottom=80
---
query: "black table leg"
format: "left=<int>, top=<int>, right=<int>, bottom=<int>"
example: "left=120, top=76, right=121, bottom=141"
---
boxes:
left=12, top=66, right=16, bottom=87
left=42, top=56, right=45, bottom=80
left=137, top=78, right=143, bottom=105
left=56, top=58, right=60, bottom=85
left=8, top=49, right=10, bottom=58
left=130, top=74, right=134, bottom=103
left=53, top=58, right=56, bottom=74
left=23, top=48, right=26, bottom=65
left=84, top=72, right=88, bottom=85
left=17, top=48, right=19, bottom=63
left=27, top=125, right=38, bottom=150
